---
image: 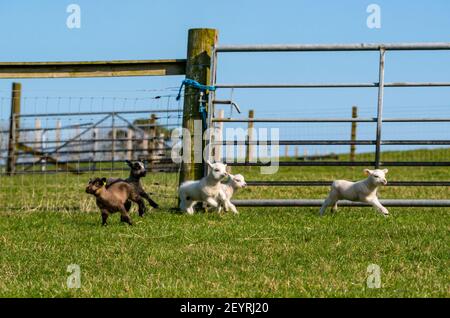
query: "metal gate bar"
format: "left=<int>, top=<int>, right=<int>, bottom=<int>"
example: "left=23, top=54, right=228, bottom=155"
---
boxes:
left=214, top=140, right=450, bottom=145
left=215, top=82, right=450, bottom=88
left=205, top=42, right=450, bottom=207
left=215, top=42, right=450, bottom=52
left=246, top=181, right=450, bottom=187
left=232, top=199, right=450, bottom=207
left=212, top=118, right=450, bottom=123
left=226, top=161, right=450, bottom=166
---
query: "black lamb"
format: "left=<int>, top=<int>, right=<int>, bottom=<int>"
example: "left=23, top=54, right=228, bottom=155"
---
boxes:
left=107, top=160, right=159, bottom=216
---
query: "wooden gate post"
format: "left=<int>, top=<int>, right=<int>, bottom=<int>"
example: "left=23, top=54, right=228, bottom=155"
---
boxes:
left=148, top=113, right=157, bottom=171
left=34, top=119, right=42, bottom=170
left=6, top=82, right=21, bottom=175
left=127, top=128, right=133, bottom=161
left=55, top=120, right=61, bottom=161
left=179, top=28, right=218, bottom=185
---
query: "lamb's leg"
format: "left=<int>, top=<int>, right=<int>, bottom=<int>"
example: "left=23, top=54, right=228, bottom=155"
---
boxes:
left=320, top=189, right=339, bottom=216
left=202, top=202, right=210, bottom=212
left=101, top=210, right=109, bottom=226
left=368, top=197, right=389, bottom=217
left=217, top=191, right=229, bottom=213
left=205, top=197, right=219, bottom=209
left=319, top=195, right=332, bottom=216
left=119, top=206, right=133, bottom=225
left=185, top=200, right=196, bottom=215
left=141, top=191, right=159, bottom=209
left=225, top=200, right=238, bottom=214
left=332, top=201, right=338, bottom=213
left=129, top=192, right=146, bottom=216
left=136, top=198, right=147, bottom=217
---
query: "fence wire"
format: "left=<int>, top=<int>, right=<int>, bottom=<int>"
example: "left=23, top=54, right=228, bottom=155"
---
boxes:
left=0, top=90, right=184, bottom=212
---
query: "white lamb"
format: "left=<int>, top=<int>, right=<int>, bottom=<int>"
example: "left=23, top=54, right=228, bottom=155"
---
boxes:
left=204, top=173, right=247, bottom=214
left=319, top=169, right=390, bottom=216
left=179, top=161, right=229, bottom=215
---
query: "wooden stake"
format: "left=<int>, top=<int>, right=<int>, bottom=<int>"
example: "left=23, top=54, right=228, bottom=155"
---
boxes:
left=55, top=120, right=61, bottom=161
left=127, top=128, right=133, bottom=161
left=6, top=82, right=21, bottom=175
left=34, top=119, right=42, bottom=170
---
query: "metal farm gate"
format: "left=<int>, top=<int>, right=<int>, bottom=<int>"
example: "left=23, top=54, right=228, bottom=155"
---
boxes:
left=206, top=42, right=450, bottom=208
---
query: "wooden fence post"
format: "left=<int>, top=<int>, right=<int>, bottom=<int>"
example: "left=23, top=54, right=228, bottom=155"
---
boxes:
left=179, top=28, right=218, bottom=185
left=156, top=133, right=164, bottom=160
left=111, top=114, right=116, bottom=169
left=92, top=127, right=98, bottom=162
left=246, top=109, right=254, bottom=162
left=148, top=114, right=157, bottom=170
left=350, top=106, right=358, bottom=161
left=34, top=118, right=42, bottom=170
left=142, top=131, right=148, bottom=160
left=34, top=118, right=41, bottom=154
left=127, top=128, right=133, bottom=161
left=55, top=120, right=61, bottom=161
left=75, top=124, right=80, bottom=163
left=6, top=82, right=21, bottom=175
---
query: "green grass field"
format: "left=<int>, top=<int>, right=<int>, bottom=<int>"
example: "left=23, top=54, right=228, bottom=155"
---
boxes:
left=0, top=149, right=449, bottom=297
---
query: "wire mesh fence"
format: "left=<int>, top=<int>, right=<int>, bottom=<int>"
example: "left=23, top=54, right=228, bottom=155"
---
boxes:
left=0, top=88, right=184, bottom=212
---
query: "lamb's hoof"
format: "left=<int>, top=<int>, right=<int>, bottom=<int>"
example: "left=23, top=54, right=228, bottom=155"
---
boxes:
left=121, top=216, right=133, bottom=225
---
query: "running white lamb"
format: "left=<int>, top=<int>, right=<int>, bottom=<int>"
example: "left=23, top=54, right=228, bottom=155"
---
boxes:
left=204, top=173, right=247, bottom=214
left=179, top=161, right=229, bottom=215
left=219, top=174, right=247, bottom=213
left=319, top=169, right=390, bottom=216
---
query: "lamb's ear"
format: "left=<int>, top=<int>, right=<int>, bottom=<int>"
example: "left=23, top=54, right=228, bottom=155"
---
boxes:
left=206, top=160, right=213, bottom=168
left=125, top=160, right=132, bottom=167
left=383, top=169, right=389, bottom=174
left=363, top=169, right=372, bottom=176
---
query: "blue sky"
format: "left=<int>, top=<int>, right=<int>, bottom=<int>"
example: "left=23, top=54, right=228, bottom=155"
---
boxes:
left=0, top=0, right=449, bottom=155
